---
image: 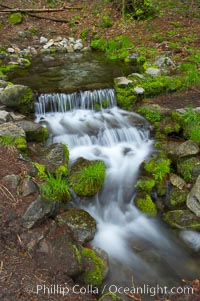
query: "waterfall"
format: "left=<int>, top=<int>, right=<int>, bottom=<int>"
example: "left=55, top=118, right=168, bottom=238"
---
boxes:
left=35, top=88, right=199, bottom=291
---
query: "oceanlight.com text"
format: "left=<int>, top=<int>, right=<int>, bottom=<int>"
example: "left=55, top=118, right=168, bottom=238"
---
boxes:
left=26, top=283, right=194, bottom=297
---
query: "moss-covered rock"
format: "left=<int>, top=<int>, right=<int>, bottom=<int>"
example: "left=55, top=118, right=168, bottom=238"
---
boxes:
left=159, top=116, right=181, bottom=135
left=16, top=121, right=48, bottom=143
left=14, top=136, right=27, bottom=152
left=41, top=143, right=69, bottom=176
left=135, top=193, right=157, bottom=216
left=0, top=85, right=34, bottom=114
left=34, top=163, right=47, bottom=179
left=56, top=208, right=96, bottom=244
left=169, top=187, right=188, bottom=207
left=69, top=158, right=106, bottom=197
left=135, top=176, right=155, bottom=193
left=177, top=157, right=200, bottom=182
left=8, top=13, right=23, bottom=25
left=80, top=248, right=104, bottom=286
left=163, top=210, right=200, bottom=230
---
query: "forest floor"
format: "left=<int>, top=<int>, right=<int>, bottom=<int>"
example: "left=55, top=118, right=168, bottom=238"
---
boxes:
left=0, top=1, right=200, bottom=301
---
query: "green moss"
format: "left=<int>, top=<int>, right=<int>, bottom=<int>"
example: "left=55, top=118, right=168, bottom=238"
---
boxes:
left=70, top=159, right=106, bottom=197
left=156, top=181, right=167, bottom=197
left=163, top=210, right=200, bottom=230
left=100, top=15, right=114, bottom=28
left=72, top=244, right=82, bottom=265
left=169, top=188, right=187, bottom=207
left=177, top=157, right=199, bottom=181
left=135, top=193, right=157, bottom=217
left=135, top=178, right=155, bottom=193
left=14, top=136, right=27, bottom=152
left=0, top=134, right=15, bottom=147
left=26, top=126, right=48, bottom=143
left=81, top=248, right=104, bottom=286
left=115, top=85, right=137, bottom=110
left=63, top=144, right=69, bottom=162
left=8, top=13, right=23, bottom=25
left=20, top=87, right=33, bottom=106
left=137, top=106, right=161, bottom=124
left=34, top=163, right=47, bottom=179
left=55, top=165, right=68, bottom=177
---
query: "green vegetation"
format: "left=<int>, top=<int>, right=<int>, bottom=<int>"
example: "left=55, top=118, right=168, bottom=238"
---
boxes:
left=177, top=157, right=199, bottom=182
left=144, top=156, right=171, bottom=183
left=90, top=35, right=132, bottom=60
left=137, top=107, right=161, bottom=124
left=115, top=85, right=136, bottom=110
left=70, top=159, right=106, bottom=197
left=0, top=134, right=27, bottom=152
left=34, top=163, right=48, bottom=179
left=163, top=210, right=200, bottom=230
left=39, top=173, right=71, bottom=202
left=169, top=188, right=187, bottom=207
left=135, top=193, right=157, bottom=217
left=8, top=13, right=23, bottom=25
left=81, top=248, right=104, bottom=286
left=100, top=15, right=114, bottom=28
left=135, top=178, right=155, bottom=193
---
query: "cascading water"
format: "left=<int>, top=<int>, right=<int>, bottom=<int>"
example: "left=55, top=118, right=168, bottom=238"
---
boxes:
left=35, top=89, right=199, bottom=299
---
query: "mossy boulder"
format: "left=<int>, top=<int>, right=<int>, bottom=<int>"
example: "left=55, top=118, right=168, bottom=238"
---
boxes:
left=0, top=85, right=34, bottom=114
left=163, top=210, right=200, bottom=230
left=177, top=157, right=200, bottom=182
left=135, top=193, right=157, bottom=216
left=99, top=293, right=125, bottom=301
left=40, top=143, right=69, bottom=176
left=79, top=248, right=105, bottom=286
left=8, top=13, right=23, bottom=25
left=34, top=223, right=83, bottom=277
left=16, top=120, right=48, bottom=143
left=69, top=158, right=106, bottom=197
left=169, top=187, right=188, bottom=207
left=56, top=208, right=96, bottom=244
left=159, top=116, right=181, bottom=135
left=14, top=136, right=27, bottom=152
left=135, top=176, right=155, bottom=193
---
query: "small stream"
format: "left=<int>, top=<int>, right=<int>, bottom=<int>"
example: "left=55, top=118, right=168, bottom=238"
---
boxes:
left=10, top=53, right=200, bottom=299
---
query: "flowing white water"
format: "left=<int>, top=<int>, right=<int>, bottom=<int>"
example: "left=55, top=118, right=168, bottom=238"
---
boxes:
left=35, top=89, right=199, bottom=290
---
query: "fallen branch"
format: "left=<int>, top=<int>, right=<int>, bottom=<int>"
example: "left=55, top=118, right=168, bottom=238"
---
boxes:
left=0, top=7, right=82, bottom=13
left=27, top=12, right=78, bottom=24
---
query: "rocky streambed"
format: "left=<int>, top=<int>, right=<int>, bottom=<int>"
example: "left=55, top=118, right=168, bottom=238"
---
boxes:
left=0, top=48, right=200, bottom=301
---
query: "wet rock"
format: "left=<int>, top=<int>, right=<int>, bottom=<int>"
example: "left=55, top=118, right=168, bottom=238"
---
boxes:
left=145, top=67, right=161, bottom=77
left=56, top=208, right=96, bottom=244
left=187, top=175, right=200, bottom=217
left=169, top=173, right=186, bottom=190
left=74, top=42, right=83, bottom=51
left=3, top=174, right=20, bottom=190
left=22, top=196, right=60, bottom=229
left=163, top=210, right=200, bottom=230
left=34, top=223, right=83, bottom=277
left=0, top=110, right=12, bottom=124
left=43, top=39, right=54, bottom=49
left=0, top=84, right=34, bottom=113
left=21, top=178, right=38, bottom=197
left=115, top=76, right=133, bottom=86
left=0, top=122, right=25, bottom=138
left=93, top=247, right=109, bottom=279
left=7, top=47, right=15, bottom=53
left=171, top=140, right=199, bottom=158
left=16, top=120, right=48, bottom=143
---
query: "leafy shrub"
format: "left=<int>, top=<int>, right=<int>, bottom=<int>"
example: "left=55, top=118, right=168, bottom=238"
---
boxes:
left=137, top=107, right=161, bottom=124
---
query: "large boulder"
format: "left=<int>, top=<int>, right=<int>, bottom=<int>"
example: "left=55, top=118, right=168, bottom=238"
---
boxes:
left=0, top=85, right=34, bottom=114
left=187, top=175, right=200, bottom=217
left=16, top=120, right=48, bottom=143
left=163, top=210, right=200, bottom=230
left=56, top=208, right=96, bottom=244
left=34, top=223, right=83, bottom=277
